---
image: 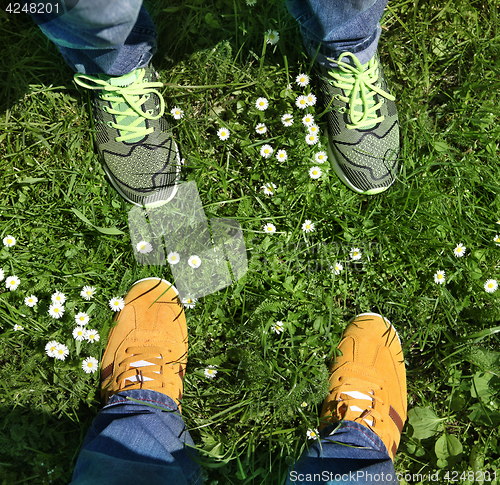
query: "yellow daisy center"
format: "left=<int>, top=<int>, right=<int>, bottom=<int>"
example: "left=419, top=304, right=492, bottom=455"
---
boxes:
left=312, top=170, right=317, bottom=175
left=306, top=225, right=310, bottom=229
left=88, top=362, right=93, bottom=368
left=7, top=239, right=12, bottom=244
left=87, top=291, right=92, bottom=295
left=438, top=274, right=443, bottom=279
left=489, top=283, right=494, bottom=288
left=114, top=301, right=119, bottom=306
left=300, top=100, right=306, bottom=105
left=54, top=308, right=59, bottom=313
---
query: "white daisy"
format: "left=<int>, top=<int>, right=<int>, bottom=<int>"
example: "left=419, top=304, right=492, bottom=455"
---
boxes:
left=305, top=133, right=319, bottom=145
left=262, top=182, right=277, bottom=196
left=266, top=29, right=279, bottom=45
left=306, top=94, right=317, bottom=106
left=13, top=324, right=23, bottom=331
left=484, top=279, right=498, bottom=293
left=167, top=251, right=180, bottom=265
left=51, top=291, right=66, bottom=304
left=295, top=95, right=308, bottom=109
left=315, top=151, right=328, bottom=164
left=276, top=149, right=288, bottom=162
left=136, top=241, right=153, bottom=254
left=54, top=343, right=69, bottom=361
left=109, top=297, right=125, bottom=312
left=81, top=285, right=96, bottom=300
left=75, top=312, right=90, bottom=326
left=246, top=0, right=257, bottom=5
left=182, top=296, right=198, bottom=308
left=204, top=365, right=218, bottom=379
left=300, top=401, right=308, bottom=408
left=281, top=114, right=293, bottom=127
left=331, top=262, right=343, bottom=275
left=453, top=243, right=466, bottom=257
left=263, top=223, right=276, bottom=234
left=188, top=255, right=201, bottom=269
left=256, top=97, right=269, bottom=111
left=72, top=326, right=86, bottom=341
left=271, top=321, right=284, bottom=334
left=48, top=303, right=65, bottom=319
left=6, top=276, right=20, bottom=291
left=82, top=356, right=99, bottom=374
left=494, top=235, right=500, bottom=246
left=255, top=123, right=267, bottom=134
left=260, top=144, right=273, bottom=158
left=3, top=235, right=16, bottom=247
left=45, top=341, right=59, bottom=358
left=24, top=295, right=38, bottom=307
left=350, top=248, right=362, bottom=261
left=85, top=329, right=100, bottom=343
left=302, top=220, right=315, bottom=233
left=309, top=166, right=322, bottom=179
left=434, top=270, right=445, bottom=284
left=0, top=268, right=4, bottom=281
left=296, top=73, right=310, bottom=87
left=308, top=124, right=320, bottom=135
left=170, top=106, right=184, bottom=119
left=307, top=428, right=319, bottom=440
left=302, top=114, right=315, bottom=127
left=217, top=127, right=230, bottom=141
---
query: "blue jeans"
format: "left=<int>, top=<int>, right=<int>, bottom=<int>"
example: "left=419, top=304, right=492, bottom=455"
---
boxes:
left=286, top=0, right=389, bottom=68
left=30, top=0, right=156, bottom=74
left=286, top=421, right=398, bottom=484
left=70, top=390, right=203, bottom=485
left=69, top=390, right=397, bottom=485
left=31, top=0, right=387, bottom=74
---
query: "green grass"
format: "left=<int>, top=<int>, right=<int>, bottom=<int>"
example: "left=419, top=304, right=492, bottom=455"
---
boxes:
left=1, top=0, right=500, bottom=483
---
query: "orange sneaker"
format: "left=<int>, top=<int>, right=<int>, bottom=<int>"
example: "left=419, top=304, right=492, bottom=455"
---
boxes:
left=100, top=278, right=188, bottom=411
left=320, top=313, right=407, bottom=460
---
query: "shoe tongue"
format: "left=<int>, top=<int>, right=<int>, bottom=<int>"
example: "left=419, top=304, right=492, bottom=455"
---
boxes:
left=107, top=70, right=141, bottom=87
left=342, top=390, right=373, bottom=401
left=125, top=358, right=159, bottom=384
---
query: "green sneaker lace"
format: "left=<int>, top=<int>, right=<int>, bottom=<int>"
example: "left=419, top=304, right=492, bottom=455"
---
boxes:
left=74, top=69, right=165, bottom=142
left=327, top=52, right=395, bottom=130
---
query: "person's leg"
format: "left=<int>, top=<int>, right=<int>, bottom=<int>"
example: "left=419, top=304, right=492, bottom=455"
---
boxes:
left=286, top=0, right=388, bottom=68
left=287, top=421, right=398, bottom=484
left=71, top=390, right=202, bottom=485
left=287, top=313, right=407, bottom=484
left=70, top=278, right=203, bottom=485
left=30, top=1, right=180, bottom=207
left=30, top=0, right=156, bottom=75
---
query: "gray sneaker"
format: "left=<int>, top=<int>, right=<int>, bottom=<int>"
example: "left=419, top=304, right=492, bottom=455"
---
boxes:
left=74, top=63, right=181, bottom=207
left=317, top=52, right=400, bottom=195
